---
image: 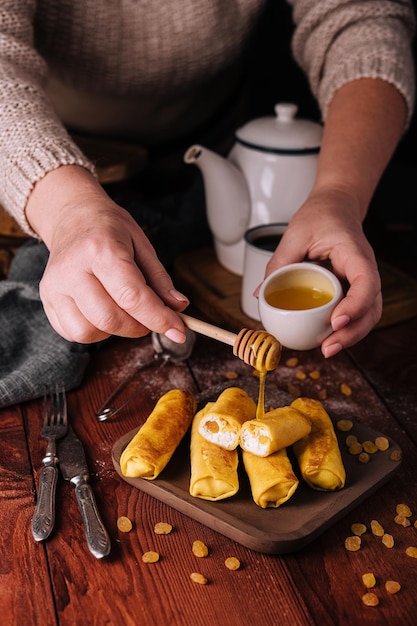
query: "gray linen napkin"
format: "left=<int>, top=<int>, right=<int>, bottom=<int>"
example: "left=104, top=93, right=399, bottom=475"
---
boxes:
left=0, top=240, right=91, bottom=408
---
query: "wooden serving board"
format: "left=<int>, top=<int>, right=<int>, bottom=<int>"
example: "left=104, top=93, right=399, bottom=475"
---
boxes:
left=112, top=381, right=401, bottom=554
left=174, top=247, right=417, bottom=333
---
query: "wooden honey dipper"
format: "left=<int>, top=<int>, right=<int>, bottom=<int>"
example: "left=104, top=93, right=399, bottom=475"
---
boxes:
left=178, top=313, right=282, bottom=372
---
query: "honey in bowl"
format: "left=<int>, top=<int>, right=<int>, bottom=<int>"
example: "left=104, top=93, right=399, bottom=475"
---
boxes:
left=258, top=263, right=343, bottom=351
left=265, top=285, right=333, bottom=311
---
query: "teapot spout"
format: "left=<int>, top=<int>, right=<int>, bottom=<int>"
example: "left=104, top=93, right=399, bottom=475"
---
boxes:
left=184, top=145, right=250, bottom=244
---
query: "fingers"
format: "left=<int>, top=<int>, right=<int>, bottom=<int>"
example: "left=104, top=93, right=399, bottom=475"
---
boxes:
left=92, top=235, right=189, bottom=338
left=40, top=290, right=113, bottom=343
left=130, top=232, right=190, bottom=312
left=33, top=185, right=192, bottom=343
left=322, top=300, right=382, bottom=358
left=40, top=225, right=190, bottom=344
left=254, top=210, right=383, bottom=357
left=321, top=257, right=382, bottom=357
left=93, top=262, right=187, bottom=339
left=39, top=265, right=150, bottom=342
left=264, top=227, right=306, bottom=276
left=41, top=263, right=188, bottom=344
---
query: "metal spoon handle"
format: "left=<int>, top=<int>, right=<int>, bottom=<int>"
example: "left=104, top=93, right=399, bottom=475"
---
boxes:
left=95, top=358, right=167, bottom=421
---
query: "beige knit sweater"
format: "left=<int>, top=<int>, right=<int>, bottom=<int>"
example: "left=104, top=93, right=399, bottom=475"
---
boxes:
left=0, top=0, right=415, bottom=235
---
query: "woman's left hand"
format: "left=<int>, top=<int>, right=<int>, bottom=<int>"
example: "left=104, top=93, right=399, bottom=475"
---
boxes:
left=264, top=187, right=382, bottom=358
left=261, top=78, right=409, bottom=357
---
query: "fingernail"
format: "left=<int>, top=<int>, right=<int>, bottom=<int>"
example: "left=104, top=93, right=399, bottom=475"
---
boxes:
left=169, top=289, right=189, bottom=303
left=165, top=327, right=187, bottom=343
left=323, top=343, right=343, bottom=358
left=331, top=314, right=350, bottom=331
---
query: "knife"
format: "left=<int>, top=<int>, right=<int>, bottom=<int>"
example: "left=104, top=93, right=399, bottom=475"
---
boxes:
left=57, top=425, right=111, bottom=559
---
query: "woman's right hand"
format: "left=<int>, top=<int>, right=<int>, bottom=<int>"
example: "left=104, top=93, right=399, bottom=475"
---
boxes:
left=25, top=165, right=189, bottom=344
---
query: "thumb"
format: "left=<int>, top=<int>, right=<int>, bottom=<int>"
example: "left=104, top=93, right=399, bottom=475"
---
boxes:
left=264, top=230, right=306, bottom=276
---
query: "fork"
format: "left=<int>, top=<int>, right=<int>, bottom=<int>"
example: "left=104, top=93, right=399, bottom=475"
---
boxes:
left=32, top=386, right=68, bottom=542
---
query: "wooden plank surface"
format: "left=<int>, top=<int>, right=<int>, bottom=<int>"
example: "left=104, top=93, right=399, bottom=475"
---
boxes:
left=1, top=317, right=417, bottom=625
left=0, top=403, right=57, bottom=625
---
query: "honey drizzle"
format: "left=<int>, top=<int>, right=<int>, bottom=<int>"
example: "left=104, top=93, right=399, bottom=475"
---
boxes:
left=256, top=370, right=267, bottom=420
left=247, top=331, right=281, bottom=421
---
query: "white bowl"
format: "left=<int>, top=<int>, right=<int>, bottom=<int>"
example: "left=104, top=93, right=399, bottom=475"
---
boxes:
left=258, top=262, right=343, bottom=350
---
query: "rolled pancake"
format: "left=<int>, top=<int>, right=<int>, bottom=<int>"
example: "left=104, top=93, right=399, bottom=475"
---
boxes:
left=240, top=406, right=311, bottom=457
left=198, top=387, right=256, bottom=450
left=190, top=404, right=239, bottom=501
left=120, top=389, right=196, bottom=479
left=291, top=397, right=346, bottom=491
left=242, top=448, right=299, bottom=508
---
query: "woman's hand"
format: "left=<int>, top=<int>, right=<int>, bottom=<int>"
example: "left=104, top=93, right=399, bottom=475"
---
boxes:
left=26, top=166, right=189, bottom=344
left=261, top=78, right=407, bottom=357
left=264, top=187, right=382, bottom=357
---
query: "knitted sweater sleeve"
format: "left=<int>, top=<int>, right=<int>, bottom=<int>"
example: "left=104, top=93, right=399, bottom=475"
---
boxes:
left=0, top=0, right=95, bottom=235
left=289, top=0, right=415, bottom=123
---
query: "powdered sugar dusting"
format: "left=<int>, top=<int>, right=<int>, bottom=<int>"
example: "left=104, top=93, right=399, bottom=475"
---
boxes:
left=99, top=338, right=155, bottom=385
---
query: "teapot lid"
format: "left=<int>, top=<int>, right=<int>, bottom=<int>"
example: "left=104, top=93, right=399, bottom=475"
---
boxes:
left=235, top=103, right=322, bottom=153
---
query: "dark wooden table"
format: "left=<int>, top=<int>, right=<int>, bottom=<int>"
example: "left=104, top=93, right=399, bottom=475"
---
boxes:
left=1, top=298, right=417, bottom=625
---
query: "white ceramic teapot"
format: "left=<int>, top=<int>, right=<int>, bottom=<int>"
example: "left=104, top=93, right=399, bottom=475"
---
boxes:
left=184, top=103, right=322, bottom=275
